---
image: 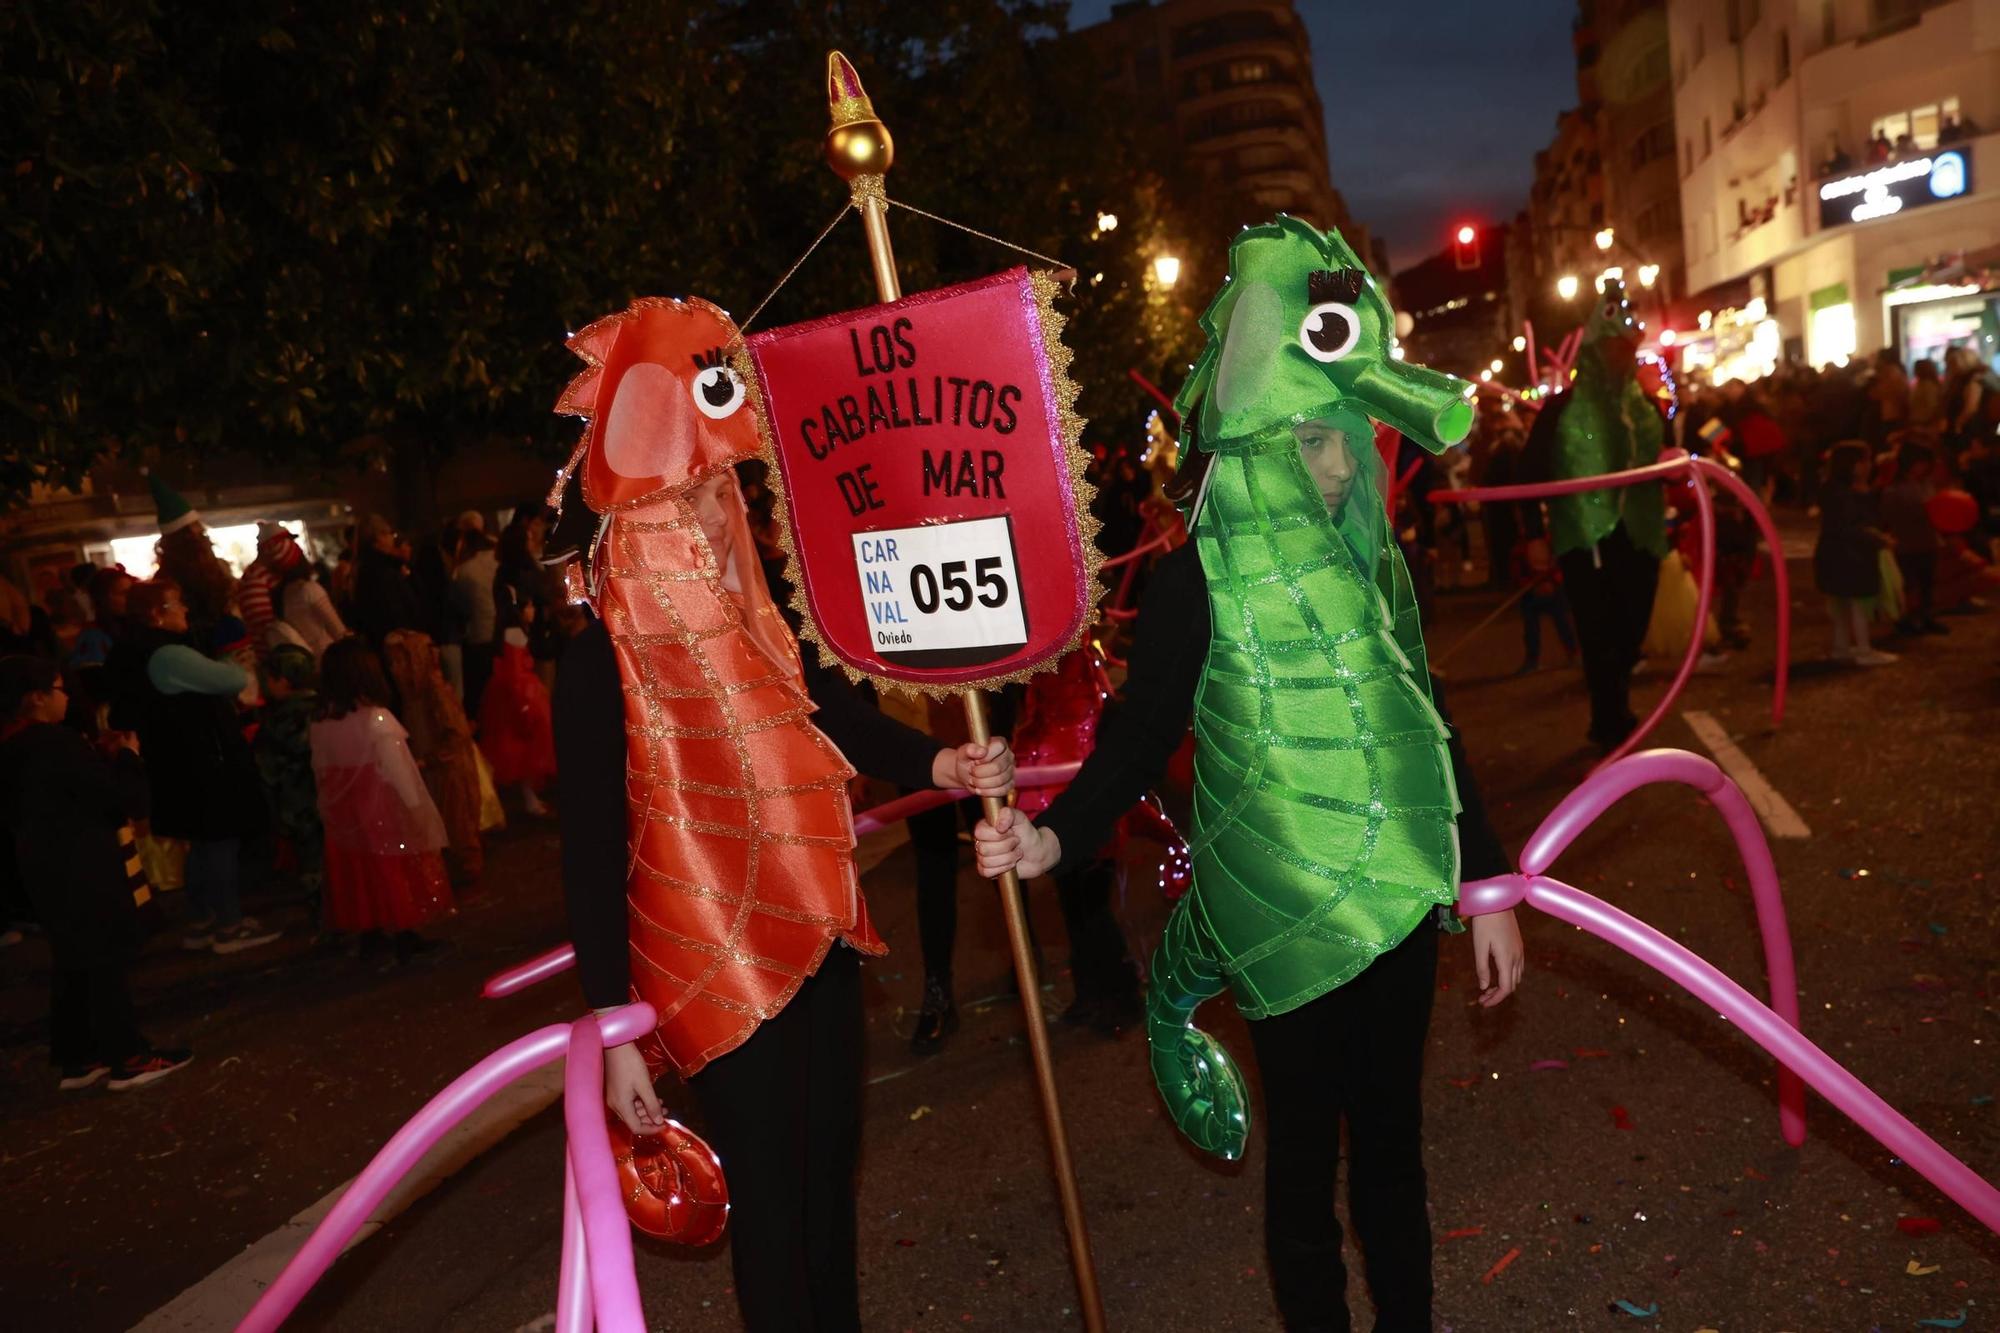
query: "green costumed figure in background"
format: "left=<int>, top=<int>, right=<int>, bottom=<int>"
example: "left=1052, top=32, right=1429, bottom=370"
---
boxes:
left=1544, top=278, right=1666, bottom=560
left=1522, top=276, right=1668, bottom=749
left=1145, top=218, right=1476, bottom=1158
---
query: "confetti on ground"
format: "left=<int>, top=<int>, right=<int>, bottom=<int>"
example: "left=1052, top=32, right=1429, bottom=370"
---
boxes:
left=1481, top=1246, right=1522, bottom=1284
left=1442, top=1226, right=1485, bottom=1240
left=1907, top=1260, right=1941, bottom=1276
left=1897, top=1217, right=1943, bottom=1237
left=1610, top=1299, right=1659, bottom=1318
left=908, top=1106, right=931, bottom=1122
left=1915, top=1312, right=1966, bottom=1329
left=1611, top=1104, right=1634, bottom=1130
left=1530, top=1059, right=1569, bottom=1071
left=1573, top=1048, right=1611, bottom=1059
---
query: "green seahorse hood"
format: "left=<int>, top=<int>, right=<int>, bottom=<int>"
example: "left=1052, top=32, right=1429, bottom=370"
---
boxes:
left=1172, top=217, right=1476, bottom=456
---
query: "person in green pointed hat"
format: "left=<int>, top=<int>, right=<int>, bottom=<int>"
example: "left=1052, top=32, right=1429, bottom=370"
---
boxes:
left=144, top=473, right=237, bottom=639
left=974, top=217, right=1521, bottom=1332
left=1518, top=277, right=1667, bottom=751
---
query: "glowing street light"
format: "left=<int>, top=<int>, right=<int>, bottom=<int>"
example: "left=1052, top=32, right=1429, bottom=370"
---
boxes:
left=1512, top=334, right=1527, bottom=352
left=1151, top=254, right=1182, bottom=289
left=1096, top=211, right=1119, bottom=233
left=1594, top=227, right=1616, bottom=251
left=1556, top=274, right=1580, bottom=301
left=1638, top=263, right=1660, bottom=288
left=1456, top=224, right=1477, bottom=245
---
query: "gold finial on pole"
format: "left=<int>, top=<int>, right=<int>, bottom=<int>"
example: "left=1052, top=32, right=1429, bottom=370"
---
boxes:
left=819, top=49, right=1105, bottom=1333
left=824, top=51, right=901, bottom=301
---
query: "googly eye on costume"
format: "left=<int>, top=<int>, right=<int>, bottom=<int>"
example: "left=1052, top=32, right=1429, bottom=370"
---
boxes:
left=692, top=364, right=746, bottom=419
left=1298, top=302, right=1362, bottom=363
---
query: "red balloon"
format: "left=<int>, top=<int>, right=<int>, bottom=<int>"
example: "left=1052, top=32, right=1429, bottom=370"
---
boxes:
left=1928, top=488, right=1979, bottom=535
left=607, top=1114, right=730, bottom=1245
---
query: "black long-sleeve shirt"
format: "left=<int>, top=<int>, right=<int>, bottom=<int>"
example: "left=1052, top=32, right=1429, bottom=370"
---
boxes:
left=555, top=612, right=943, bottom=1008
left=1038, top=540, right=1509, bottom=885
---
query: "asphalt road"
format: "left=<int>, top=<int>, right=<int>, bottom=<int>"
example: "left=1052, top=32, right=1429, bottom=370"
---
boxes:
left=5, top=530, right=1996, bottom=1332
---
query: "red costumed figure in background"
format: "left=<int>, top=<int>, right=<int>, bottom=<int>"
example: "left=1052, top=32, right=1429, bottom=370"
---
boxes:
left=551, top=296, right=1014, bottom=1333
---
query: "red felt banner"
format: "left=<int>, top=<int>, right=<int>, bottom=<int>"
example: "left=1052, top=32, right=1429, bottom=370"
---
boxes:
left=743, top=268, right=1094, bottom=691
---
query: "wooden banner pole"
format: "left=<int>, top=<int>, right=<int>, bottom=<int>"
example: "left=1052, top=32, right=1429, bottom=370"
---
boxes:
left=823, top=51, right=1108, bottom=1333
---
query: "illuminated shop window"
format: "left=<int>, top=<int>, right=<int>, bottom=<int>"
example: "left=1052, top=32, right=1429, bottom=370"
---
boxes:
left=109, top=520, right=307, bottom=580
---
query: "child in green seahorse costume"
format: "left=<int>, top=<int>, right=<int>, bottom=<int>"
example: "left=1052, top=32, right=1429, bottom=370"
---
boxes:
left=976, top=217, right=1524, bottom=1327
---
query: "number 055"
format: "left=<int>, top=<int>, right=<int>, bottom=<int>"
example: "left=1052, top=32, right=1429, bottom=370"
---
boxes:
left=909, top=557, right=1010, bottom=614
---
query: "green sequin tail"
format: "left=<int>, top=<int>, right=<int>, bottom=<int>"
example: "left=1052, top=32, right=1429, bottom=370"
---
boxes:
left=1145, top=896, right=1250, bottom=1160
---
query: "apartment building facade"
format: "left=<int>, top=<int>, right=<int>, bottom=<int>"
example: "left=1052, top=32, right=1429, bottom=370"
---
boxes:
left=1671, top=0, right=2000, bottom=380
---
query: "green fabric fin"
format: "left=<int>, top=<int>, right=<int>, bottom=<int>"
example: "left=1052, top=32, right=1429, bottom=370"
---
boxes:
left=1145, top=897, right=1249, bottom=1160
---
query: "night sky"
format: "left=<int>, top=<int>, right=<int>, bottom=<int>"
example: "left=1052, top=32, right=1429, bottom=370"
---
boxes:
left=1065, top=0, right=1579, bottom=271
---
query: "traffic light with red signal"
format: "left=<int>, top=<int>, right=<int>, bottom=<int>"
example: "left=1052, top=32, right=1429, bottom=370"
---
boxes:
left=1453, top=224, right=1481, bottom=271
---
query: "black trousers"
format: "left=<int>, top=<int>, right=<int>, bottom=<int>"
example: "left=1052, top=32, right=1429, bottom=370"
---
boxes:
left=1897, top=550, right=1938, bottom=623
left=688, top=944, right=864, bottom=1333
left=1556, top=524, right=1659, bottom=746
left=49, top=941, right=145, bottom=1069
left=462, top=641, right=498, bottom=719
left=910, top=797, right=986, bottom=980
left=910, top=800, right=1136, bottom=999
left=1247, top=923, right=1440, bottom=1333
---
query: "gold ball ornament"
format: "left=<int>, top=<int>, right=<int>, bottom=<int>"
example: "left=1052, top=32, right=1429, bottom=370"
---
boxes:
left=826, top=120, right=893, bottom=180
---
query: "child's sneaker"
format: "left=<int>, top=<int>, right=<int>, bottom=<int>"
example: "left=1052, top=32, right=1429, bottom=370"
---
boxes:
left=212, top=919, right=281, bottom=954
left=58, top=1062, right=111, bottom=1090
left=106, top=1048, right=193, bottom=1091
left=1852, top=648, right=1900, bottom=666
left=180, top=917, right=218, bottom=950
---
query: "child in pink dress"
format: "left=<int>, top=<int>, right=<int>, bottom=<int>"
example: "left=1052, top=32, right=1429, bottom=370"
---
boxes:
left=310, top=637, right=453, bottom=959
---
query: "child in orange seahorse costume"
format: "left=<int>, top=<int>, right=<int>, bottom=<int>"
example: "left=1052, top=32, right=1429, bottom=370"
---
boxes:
left=551, top=296, right=1014, bottom=1333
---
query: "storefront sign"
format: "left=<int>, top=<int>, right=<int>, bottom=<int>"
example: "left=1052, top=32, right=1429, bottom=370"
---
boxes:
left=743, top=267, right=1095, bottom=692
left=1818, top=151, right=1971, bottom=228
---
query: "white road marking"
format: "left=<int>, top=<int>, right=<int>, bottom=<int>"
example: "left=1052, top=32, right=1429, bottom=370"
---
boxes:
left=1681, top=710, right=1812, bottom=840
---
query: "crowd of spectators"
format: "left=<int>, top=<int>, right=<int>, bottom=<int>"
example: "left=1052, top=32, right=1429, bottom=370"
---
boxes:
left=0, top=490, right=569, bottom=1093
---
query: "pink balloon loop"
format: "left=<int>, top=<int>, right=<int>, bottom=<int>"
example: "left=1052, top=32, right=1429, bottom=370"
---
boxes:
left=1511, top=748, right=1804, bottom=1144
left=237, top=1004, right=658, bottom=1332
left=563, top=1016, right=646, bottom=1331
left=1523, top=874, right=2000, bottom=1232
left=1460, top=750, right=2000, bottom=1233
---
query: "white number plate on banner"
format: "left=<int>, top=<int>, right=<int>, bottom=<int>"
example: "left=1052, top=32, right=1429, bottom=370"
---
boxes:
left=851, top=516, right=1028, bottom=655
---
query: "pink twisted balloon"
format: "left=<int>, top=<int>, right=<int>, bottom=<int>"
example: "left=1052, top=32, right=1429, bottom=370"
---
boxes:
left=237, top=1004, right=658, bottom=1332
left=1460, top=750, right=1999, bottom=1233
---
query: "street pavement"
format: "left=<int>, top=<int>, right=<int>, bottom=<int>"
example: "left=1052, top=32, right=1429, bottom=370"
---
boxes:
left=4, top=528, right=1997, bottom=1332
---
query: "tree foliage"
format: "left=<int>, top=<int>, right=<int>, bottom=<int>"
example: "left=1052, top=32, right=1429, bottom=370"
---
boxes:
left=2, top=0, right=1217, bottom=510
